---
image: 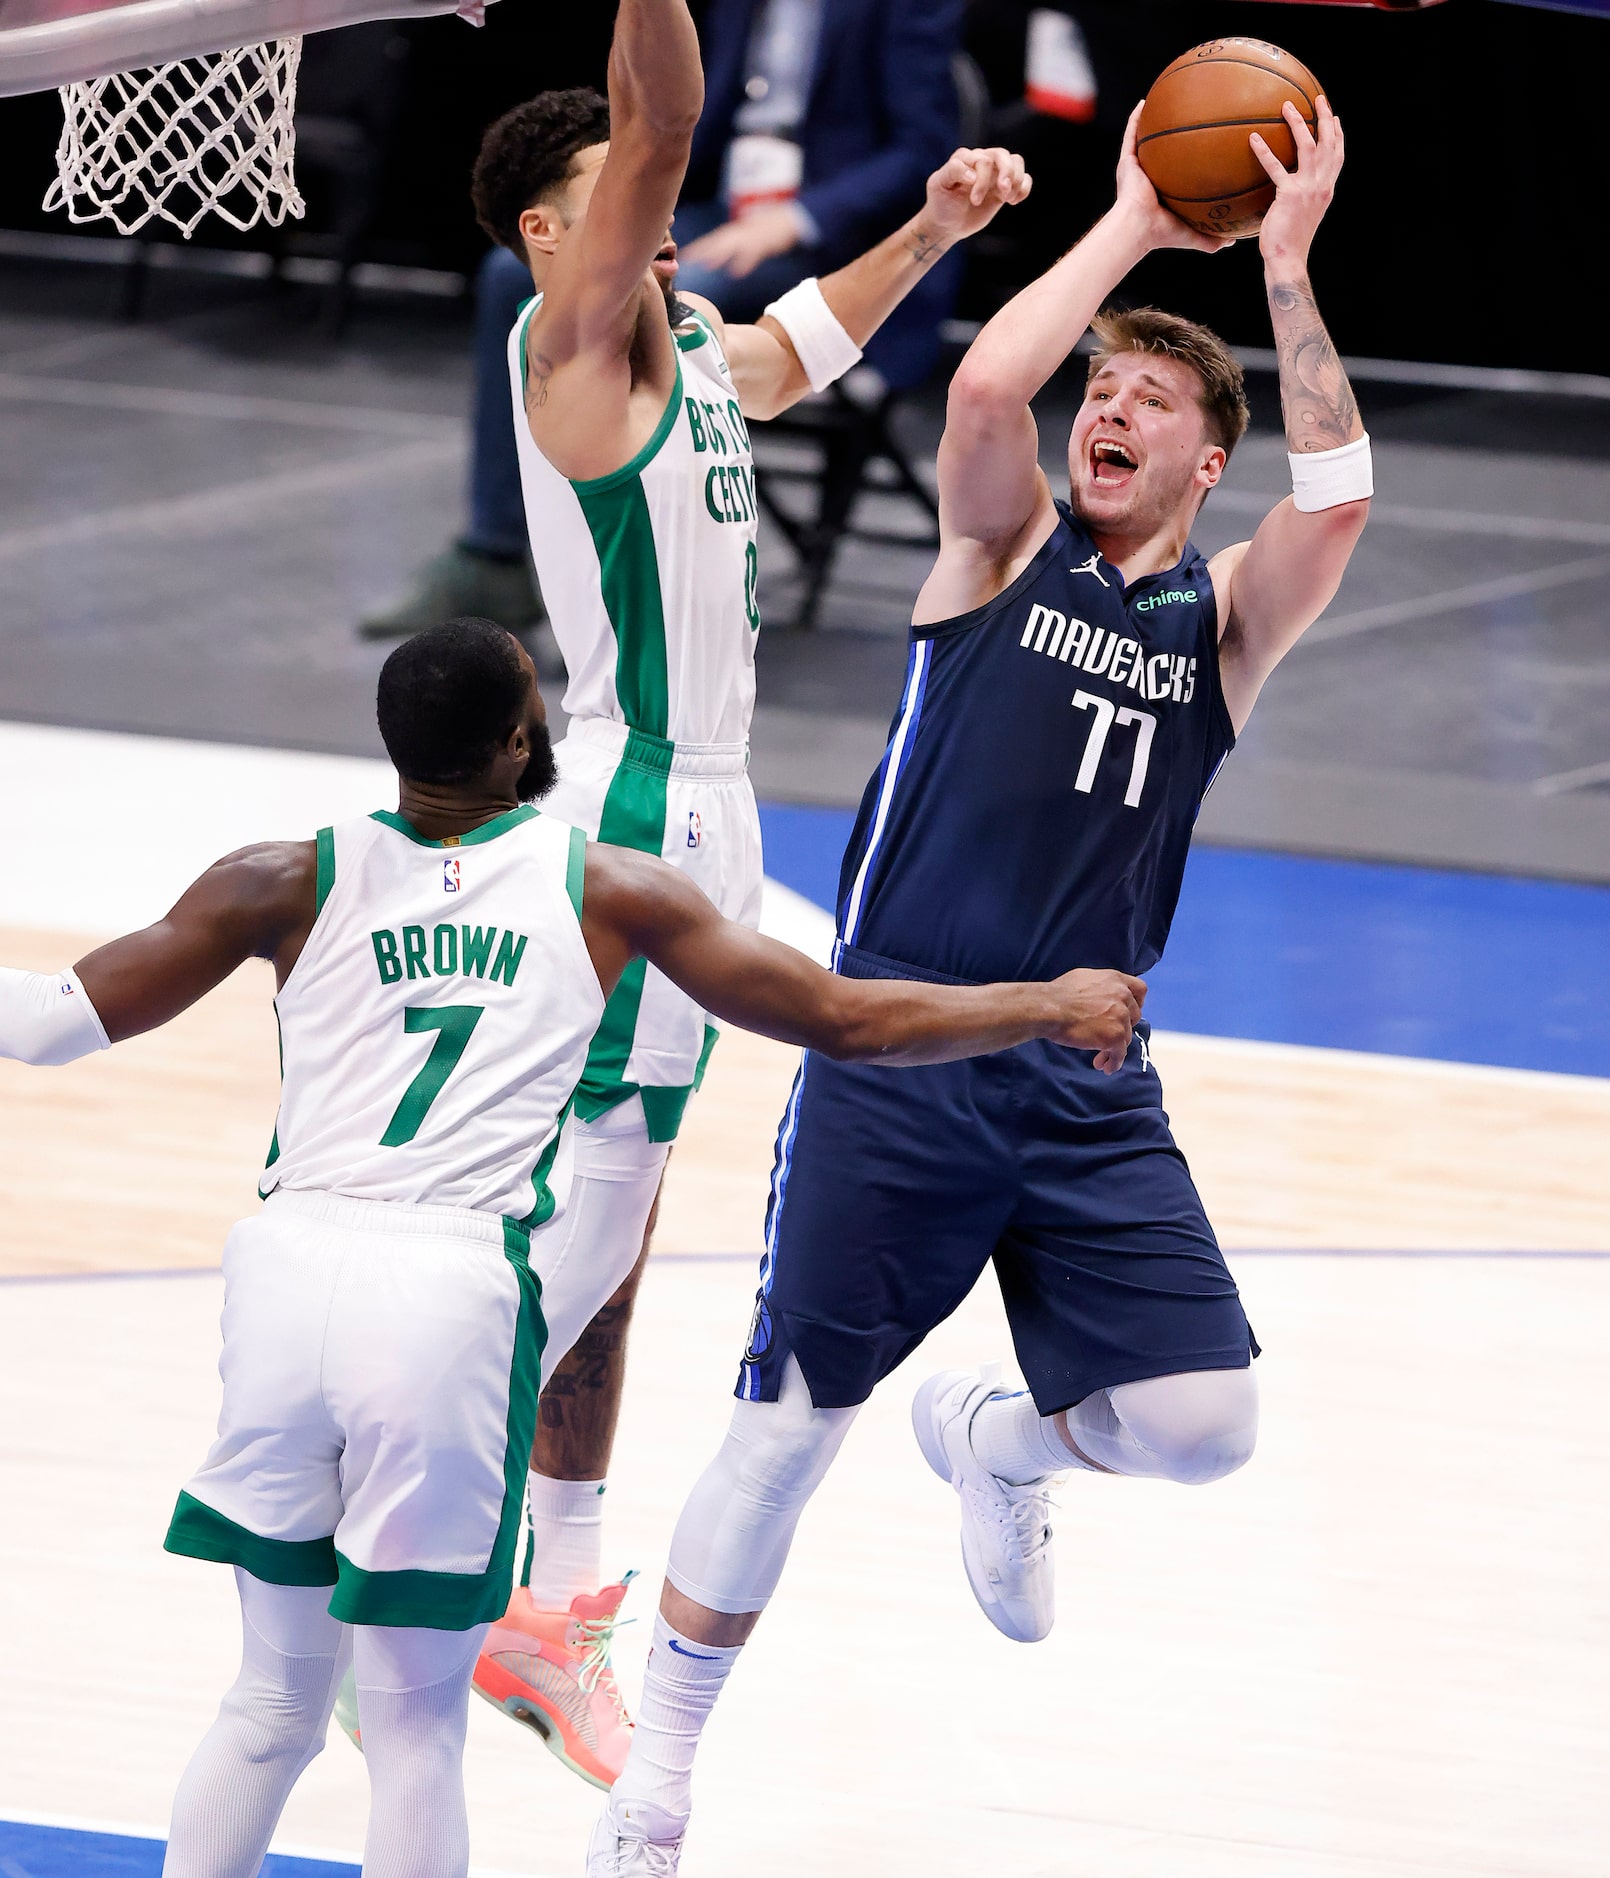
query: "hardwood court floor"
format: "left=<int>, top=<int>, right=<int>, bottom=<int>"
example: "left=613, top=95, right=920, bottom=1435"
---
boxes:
left=1, top=1252, right=1606, bottom=1877
left=2, top=920, right=1608, bottom=1875
left=4, top=922, right=1609, bottom=1279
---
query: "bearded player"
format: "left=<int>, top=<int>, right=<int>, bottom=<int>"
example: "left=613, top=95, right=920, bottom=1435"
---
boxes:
left=589, top=97, right=1369, bottom=1871
left=450, top=0, right=1030, bottom=1786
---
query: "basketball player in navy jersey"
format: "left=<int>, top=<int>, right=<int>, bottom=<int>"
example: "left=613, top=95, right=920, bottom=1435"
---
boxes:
left=586, top=96, right=1368, bottom=1876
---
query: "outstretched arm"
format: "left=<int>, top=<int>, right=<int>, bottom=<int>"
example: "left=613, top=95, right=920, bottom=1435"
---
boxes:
left=581, top=844, right=1144, bottom=1071
left=533, top=0, right=702, bottom=364
left=1215, top=98, right=1369, bottom=732
left=0, top=844, right=315, bottom=1064
left=711, top=148, right=1032, bottom=422
left=915, top=107, right=1229, bottom=621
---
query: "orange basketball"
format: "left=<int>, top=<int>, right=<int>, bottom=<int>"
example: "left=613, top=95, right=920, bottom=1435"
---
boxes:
left=1136, top=39, right=1322, bottom=239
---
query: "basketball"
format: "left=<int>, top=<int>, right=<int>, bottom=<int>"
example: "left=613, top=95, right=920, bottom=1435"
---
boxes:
left=1137, top=38, right=1322, bottom=239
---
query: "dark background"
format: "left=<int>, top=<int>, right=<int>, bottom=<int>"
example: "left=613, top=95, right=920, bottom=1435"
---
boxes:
left=0, top=0, right=1597, bottom=369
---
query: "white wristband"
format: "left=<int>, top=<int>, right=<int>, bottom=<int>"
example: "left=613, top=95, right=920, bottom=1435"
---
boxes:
left=763, top=278, right=863, bottom=393
left=1289, top=432, right=1373, bottom=513
left=0, top=966, right=111, bottom=1066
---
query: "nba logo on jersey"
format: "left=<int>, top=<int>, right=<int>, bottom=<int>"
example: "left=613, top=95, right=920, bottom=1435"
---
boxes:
left=443, top=856, right=463, bottom=894
left=687, top=811, right=703, bottom=850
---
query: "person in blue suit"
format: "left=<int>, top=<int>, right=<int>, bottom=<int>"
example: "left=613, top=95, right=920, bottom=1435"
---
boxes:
left=673, top=0, right=963, bottom=313
left=359, top=0, right=963, bottom=641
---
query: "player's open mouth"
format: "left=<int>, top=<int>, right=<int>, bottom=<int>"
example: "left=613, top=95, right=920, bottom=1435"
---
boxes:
left=652, top=242, right=678, bottom=277
left=1089, top=437, right=1138, bottom=488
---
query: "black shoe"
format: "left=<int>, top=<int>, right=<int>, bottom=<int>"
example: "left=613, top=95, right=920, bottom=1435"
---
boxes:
left=359, top=544, right=543, bottom=640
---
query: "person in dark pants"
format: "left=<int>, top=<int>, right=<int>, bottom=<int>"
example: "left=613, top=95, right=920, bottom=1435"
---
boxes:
left=359, top=0, right=962, bottom=641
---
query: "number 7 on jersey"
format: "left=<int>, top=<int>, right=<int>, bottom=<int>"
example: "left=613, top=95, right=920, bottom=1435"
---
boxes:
left=380, top=1005, right=485, bottom=1147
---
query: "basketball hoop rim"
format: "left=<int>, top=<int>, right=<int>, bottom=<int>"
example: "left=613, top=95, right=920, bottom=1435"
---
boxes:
left=0, top=0, right=493, bottom=97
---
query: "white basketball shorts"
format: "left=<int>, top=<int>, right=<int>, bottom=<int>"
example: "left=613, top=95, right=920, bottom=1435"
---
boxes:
left=165, top=1189, right=544, bottom=1629
left=546, top=716, right=763, bottom=1143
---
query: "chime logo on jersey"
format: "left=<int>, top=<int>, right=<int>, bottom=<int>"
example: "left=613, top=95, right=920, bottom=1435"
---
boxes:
left=687, top=811, right=703, bottom=849
left=443, top=856, right=463, bottom=894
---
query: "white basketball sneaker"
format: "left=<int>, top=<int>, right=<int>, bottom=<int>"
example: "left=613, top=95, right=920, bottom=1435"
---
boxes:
left=912, top=1367, right=1056, bottom=1643
left=585, top=1798, right=685, bottom=1875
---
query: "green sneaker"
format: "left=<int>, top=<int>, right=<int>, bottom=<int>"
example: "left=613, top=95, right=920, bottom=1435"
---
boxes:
left=359, top=543, right=543, bottom=640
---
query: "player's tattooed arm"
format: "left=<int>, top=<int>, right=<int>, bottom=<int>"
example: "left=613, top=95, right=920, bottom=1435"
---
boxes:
left=1254, top=96, right=1361, bottom=454
left=70, top=842, right=317, bottom=1042
left=1266, top=276, right=1362, bottom=453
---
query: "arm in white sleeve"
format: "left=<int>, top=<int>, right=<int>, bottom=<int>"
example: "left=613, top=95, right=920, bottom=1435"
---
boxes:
left=0, top=966, right=112, bottom=1066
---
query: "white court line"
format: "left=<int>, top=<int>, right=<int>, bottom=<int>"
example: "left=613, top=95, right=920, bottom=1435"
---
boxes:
left=0, top=437, right=459, bottom=564
left=1300, top=551, right=1610, bottom=645
left=0, top=370, right=460, bottom=438
left=0, top=719, right=837, bottom=963
left=1531, top=756, right=1610, bottom=798
left=0, top=1805, right=546, bottom=1877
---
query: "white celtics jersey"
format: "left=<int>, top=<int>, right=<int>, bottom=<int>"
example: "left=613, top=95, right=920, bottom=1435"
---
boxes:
left=262, top=808, right=604, bottom=1227
left=509, top=296, right=761, bottom=747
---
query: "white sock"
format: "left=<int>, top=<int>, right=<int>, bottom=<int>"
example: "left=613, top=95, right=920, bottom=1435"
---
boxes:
left=966, top=1389, right=1084, bottom=1485
left=609, top=1612, right=742, bottom=1831
left=525, top=1471, right=606, bottom=1606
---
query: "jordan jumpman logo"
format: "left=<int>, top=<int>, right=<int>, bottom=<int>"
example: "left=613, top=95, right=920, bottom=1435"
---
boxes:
left=1070, top=552, right=1109, bottom=588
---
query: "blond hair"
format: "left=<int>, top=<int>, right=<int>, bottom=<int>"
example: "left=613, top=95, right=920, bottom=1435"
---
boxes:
left=1086, top=306, right=1249, bottom=454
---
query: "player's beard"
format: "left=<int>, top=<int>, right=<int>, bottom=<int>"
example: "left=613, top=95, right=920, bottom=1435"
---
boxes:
left=661, top=275, right=694, bottom=328
left=516, top=721, right=559, bottom=803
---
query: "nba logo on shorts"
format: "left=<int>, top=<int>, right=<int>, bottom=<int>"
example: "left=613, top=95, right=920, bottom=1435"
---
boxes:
left=687, top=811, right=703, bottom=850
left=443, top=856, right=463, bottom=894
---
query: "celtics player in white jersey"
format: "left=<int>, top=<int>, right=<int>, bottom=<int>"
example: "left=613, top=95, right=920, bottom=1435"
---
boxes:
left=0, top=619, right=1144, bottom=1878
left=456, top=0, right=1032, bottom=1778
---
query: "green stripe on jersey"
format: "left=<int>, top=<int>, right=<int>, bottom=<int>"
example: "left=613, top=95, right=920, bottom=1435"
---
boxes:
left=570, top=367, right=683, bottom=739
left=369, top=806, right=537, bottom=848
left=314, top=826, right=335, bottom=915
left=564, top=823, right=587, bottom=919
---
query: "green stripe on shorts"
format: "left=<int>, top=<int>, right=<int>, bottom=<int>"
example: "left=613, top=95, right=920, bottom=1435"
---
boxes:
left=575, top=730, right=673, bottom=1128
left=164, top=1490, right=338, bottom=1586
left=326, top=1222, right=547, bottom=1630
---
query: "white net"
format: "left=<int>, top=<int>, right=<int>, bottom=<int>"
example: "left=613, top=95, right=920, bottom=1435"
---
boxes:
left=45, top=38, right=305, bottom=239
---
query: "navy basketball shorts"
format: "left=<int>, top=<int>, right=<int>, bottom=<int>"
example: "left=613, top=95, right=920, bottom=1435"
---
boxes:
left=736, top=1019, right=1258, bottom=1418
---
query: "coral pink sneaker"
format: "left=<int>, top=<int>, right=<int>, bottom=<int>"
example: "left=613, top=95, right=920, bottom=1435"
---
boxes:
left=473, top=1575, right=636, bottom=1788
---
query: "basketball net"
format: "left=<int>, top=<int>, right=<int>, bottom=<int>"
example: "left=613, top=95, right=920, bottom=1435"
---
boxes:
left=46, top=38, right=305, bottom=238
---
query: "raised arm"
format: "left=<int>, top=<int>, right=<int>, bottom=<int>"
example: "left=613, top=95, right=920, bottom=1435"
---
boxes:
left=1214, top=98, right=1369, bottom=732
left=0, top=844, right=314, bottom=1066
left=916, top=108, right=1227, bottom=620
left=533, top=0, right=702, bottom=362
left=709, top=147, right=1031, bottom=422
left=581, top=844, right=1144, bottom=1071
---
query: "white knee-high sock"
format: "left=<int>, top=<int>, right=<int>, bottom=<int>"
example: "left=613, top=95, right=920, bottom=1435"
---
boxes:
left=967, top=1388, right=1088, bottom=1484
left=354, top=1623, right=487, bottom=1878
left=524, top=1472, right=606, bottom=1606
left=609, top=1613, right=742, bottom=1830
left=162, top=1572, right=347, bottom=1878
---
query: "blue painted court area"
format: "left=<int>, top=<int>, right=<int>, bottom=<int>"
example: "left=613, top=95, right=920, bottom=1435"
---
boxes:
left=755, top=801, right=1610, bottom=1079
left=0, top=1818, right=355, bottom=1876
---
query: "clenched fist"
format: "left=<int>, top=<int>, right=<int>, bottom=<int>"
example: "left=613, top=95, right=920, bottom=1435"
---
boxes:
left=1044, top=967, right=1147, bottom=1073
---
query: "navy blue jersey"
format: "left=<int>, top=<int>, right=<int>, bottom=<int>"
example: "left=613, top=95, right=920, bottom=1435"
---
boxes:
left=837, top=503, right=1234, bottom=982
